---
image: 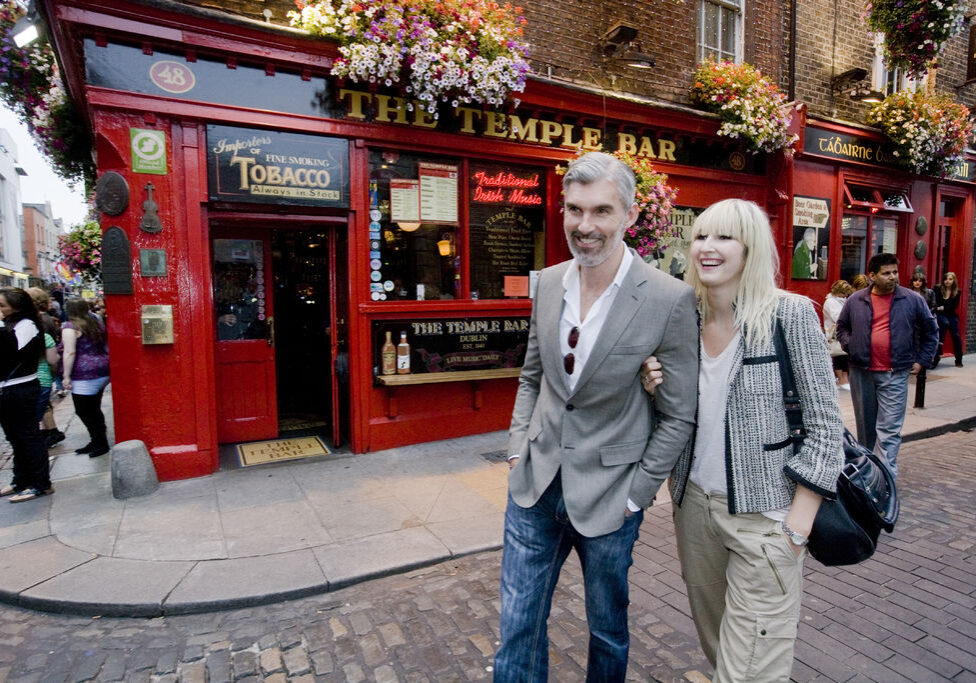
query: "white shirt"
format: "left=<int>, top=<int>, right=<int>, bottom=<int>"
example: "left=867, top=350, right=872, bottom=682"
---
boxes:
left=690, top=332, right=739, bottom=495
left=559, top=247, right=633, bottom=394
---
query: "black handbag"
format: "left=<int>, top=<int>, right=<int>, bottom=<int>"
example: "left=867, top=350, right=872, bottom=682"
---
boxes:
left=772, top=320, right=899, bottom=566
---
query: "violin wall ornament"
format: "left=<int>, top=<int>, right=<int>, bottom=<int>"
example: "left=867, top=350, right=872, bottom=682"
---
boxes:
left=140, top=181, right=163, bottom=233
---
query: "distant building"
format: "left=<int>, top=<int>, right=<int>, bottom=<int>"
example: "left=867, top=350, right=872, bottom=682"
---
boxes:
left=0, top=129, right=29, bottom=288
left=23, top=202, right=61, bottom=284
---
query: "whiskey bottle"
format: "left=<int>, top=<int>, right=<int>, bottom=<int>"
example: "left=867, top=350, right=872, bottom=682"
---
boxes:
left=396, top=331, right=411, bottom=374
left=381, top=331, right=396, bottom=375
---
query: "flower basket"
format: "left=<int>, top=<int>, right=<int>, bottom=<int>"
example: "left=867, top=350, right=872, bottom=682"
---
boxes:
left=691, top=58, right=798, bottom=155
left=866, top=91, right=973, bottom=177
left=289, top=0, right=530, bottom=117
left=864, top=0, right=966, bottom=79
left=556, top=152, right=679, bottom=260
left=1, top=0, right=94, bottom=187
left=58, top=221, right=102, bottom=284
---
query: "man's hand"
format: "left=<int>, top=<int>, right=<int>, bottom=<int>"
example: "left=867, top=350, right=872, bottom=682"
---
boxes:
left=639, top=356, right=663, bottom=395
left=910, top=362, right=923, bottom=375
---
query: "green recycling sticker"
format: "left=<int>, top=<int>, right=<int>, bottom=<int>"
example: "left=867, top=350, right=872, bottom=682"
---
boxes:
left=130, top=128, right=167, bottom=175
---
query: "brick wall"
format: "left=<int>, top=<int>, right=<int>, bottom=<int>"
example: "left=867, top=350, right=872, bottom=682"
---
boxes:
left=175, top=0, right=788, bottom=109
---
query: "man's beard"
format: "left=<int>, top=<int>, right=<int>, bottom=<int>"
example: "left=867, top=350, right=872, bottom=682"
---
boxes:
left=568, top=218, right=628, bottom=267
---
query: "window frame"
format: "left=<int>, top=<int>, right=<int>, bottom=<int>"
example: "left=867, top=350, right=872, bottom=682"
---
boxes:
left=697, top=0, right=743, bottom=63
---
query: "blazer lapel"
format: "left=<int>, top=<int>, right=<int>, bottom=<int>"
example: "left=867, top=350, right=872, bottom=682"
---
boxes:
left=571, top=256, right=646, bottom=394
left=539, top=261, right=570, bottom=391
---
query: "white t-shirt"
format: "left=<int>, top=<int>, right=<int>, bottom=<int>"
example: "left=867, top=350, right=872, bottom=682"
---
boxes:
left=690, top=332, right=738, bottom=495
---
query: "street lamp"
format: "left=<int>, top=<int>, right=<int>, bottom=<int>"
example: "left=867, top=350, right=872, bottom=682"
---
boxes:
left=10, top=2, right=41, bottom=48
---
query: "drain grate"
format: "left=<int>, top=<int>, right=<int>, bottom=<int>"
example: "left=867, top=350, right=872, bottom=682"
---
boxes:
left=481, top=449, right=508, bottom=463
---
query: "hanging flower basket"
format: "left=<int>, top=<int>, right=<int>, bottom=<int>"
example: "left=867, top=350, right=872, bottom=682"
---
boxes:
left=690, top=58, right=798, bottom=155
left=556, top=151, right=679, bottom=260
left=58, top=220, right=102, bottom=284
left=864, top=0, right=966, bottom=79
left=0, top=0, right=94, bottom=187
left=289, top=0, right=530, bottom=117
left=866, top=90, right=973, bottom=178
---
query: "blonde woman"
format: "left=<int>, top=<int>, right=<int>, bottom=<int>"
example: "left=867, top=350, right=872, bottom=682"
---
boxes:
left=642, top=199, right=842, bottom=681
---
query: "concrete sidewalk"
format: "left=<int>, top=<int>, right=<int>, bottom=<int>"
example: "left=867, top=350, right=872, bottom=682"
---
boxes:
left=1, top=355, right=975, bottom=618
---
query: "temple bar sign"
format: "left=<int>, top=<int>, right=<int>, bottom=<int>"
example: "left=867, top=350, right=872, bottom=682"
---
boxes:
left=207, top=125, right=350, bottom=207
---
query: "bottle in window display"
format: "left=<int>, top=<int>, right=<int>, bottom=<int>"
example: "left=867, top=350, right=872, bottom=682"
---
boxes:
left=396, top=331, right=411, bottom=374
left=381, top=331, right=396, bottom=375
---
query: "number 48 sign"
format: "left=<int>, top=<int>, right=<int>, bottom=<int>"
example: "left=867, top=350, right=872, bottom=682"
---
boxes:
left=149, top=60, right=196, bottom=95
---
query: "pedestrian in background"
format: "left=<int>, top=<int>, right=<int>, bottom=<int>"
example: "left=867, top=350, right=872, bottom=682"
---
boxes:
left=0, top=288, right=53, bottom=503
left=823, top=279, right=853, bottom=390
left=643, top=199, right=842, bottom=682
left=933, top=271, right=963, bottom=368
left=61, top=298, right=111, bottom=457
left=851, top=273, right=870, bottom=291
left=836, top=253, right=939, bottom=477
left=27, top=288, right=66, bottom=447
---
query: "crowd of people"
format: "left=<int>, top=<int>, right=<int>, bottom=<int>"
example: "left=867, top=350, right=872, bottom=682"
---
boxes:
left=496, top=151, right=956, bottom=682
left=0, top=285, right=110, bottom=504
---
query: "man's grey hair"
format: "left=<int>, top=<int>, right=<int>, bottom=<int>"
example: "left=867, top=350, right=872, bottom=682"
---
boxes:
left=562, top=152, right=636, bottom=210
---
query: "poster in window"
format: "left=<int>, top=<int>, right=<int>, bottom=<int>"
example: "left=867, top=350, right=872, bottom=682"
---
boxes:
left=390, top=179, right=420, bottom=222
left=791, top=196, right=831, bottom=281
left=658, top=206, right=704, bottom=280
left=468, top=163, right=545, bottom=299
left=419, top=162, right=459, bottom=223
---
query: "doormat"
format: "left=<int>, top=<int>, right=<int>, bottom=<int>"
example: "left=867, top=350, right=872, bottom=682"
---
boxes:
left=237, top=436, right=330, bottom=467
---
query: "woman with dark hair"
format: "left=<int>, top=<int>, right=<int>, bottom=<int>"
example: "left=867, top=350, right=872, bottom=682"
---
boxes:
left=27, top=287, right=65, bottom=447
left=62, top=298, right=111, bottom=457
left=0, top=288, right=53, bottom=502
left=933, top=272, right=963, bottom=368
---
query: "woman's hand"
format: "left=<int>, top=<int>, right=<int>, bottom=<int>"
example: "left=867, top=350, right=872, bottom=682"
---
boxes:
left=639, top=356, right=663, bottom=396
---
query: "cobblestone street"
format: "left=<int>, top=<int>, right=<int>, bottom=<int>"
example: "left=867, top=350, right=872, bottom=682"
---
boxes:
left=0, top=429, right=974, bottom=682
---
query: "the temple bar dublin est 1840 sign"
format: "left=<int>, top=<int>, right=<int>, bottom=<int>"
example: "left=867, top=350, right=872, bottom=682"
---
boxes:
left=206, top=125, right=349, bottom=207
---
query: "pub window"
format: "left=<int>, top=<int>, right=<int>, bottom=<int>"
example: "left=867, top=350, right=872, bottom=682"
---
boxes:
left=468, top=161, right=546, bottom=299
left=368, top=150, right=460, bottom=301
left=840, top=213, right=900, bottom=282
left=697, top=0, right=742, bottom=63
left=968, top=23, right=976, bottom=82
left=843, top=183, right=912, bottom=213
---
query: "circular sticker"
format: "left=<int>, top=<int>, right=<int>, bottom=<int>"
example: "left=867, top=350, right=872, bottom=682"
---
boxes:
left=370, top=270, right=382, bottom=282
left=383, top=280, right=394, bottom=292
left=370, top=259, right=382, bottom=270
left=149, top=60, right=196, bottom=94
left=379, top=293, right=387, bottom=300
left=370, top=221, right=382, bottom=231
left=371, top=292, right=381, bottom=301
left=370, top=210, right=382, bottom=222
left=371, top=240, right=380, bottom=250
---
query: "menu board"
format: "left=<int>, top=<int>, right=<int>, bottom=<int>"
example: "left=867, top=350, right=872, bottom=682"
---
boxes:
left=419, top=162, right=459, bottom=223
left=468, top=163, right=545, bottom=299
left=390, top=179, right=421, bottom=222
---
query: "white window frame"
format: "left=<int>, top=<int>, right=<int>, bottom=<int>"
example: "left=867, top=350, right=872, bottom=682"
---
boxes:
left=872, top=33, right=925, bottom=95
left=697, top=0, right=743, bottom=63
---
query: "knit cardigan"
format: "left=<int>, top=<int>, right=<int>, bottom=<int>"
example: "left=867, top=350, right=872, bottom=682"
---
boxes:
left=670, top=294, right=843, bottom=514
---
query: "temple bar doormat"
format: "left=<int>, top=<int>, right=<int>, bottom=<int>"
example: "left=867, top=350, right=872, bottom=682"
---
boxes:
left=237, top=436, right=330, bottom=467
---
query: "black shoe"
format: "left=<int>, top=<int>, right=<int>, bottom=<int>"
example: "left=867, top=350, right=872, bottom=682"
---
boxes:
left=89, top=444, right=110, bottom=458
left=46, top=430, right=66, bottom=448
left=956, top=360, right=964, bottom=367
left=75, top=443, right=94, bottom=454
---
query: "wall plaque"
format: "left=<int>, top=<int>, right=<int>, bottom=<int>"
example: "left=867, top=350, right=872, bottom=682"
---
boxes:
left=101, top=226, right=133, bottom=294
left=95, top=172, right=130, bottom=216
left=140, top=248, right=167, bottom=276
left=915, top=216, right=928, bottom=236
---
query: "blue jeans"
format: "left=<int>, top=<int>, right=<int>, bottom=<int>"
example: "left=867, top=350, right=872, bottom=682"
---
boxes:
left=494, top=474, right=643, bottom=683
left=849, top=367, right=909, bottom=477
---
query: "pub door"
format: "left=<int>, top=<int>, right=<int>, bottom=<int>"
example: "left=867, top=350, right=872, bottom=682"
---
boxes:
left=212, top=224, right=348, bottom=447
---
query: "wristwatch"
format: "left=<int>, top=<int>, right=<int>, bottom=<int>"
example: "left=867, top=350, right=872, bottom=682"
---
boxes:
left=781, top=521, right=808, bottom=546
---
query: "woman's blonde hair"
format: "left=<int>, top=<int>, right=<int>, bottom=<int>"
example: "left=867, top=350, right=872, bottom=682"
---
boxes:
left=685, top=198, right=794, bottom=348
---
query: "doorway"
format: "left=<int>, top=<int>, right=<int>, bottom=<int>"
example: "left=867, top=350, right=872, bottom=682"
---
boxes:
left=213, top=223, right=348, bottom=448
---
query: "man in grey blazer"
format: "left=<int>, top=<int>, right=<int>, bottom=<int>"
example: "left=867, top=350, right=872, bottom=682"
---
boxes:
left=493, top=152, right=699, bottom=682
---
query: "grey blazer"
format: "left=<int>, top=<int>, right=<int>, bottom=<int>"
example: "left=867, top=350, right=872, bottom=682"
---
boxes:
left=507, top=251, right=699, bottom=538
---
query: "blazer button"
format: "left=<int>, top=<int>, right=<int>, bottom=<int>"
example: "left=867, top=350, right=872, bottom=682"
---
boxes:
left=566, top=404, right=575, bottom=411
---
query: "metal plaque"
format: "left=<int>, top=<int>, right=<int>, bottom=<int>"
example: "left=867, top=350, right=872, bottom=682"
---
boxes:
left=140, top=249, right=167, bottom=276
left=141, top=305, right=174, bottom=344
left=101, top=226, right=133, bottom=294
left=915, top=216, right=928, bottom=236
left=94, top=172, right=130, bottom=216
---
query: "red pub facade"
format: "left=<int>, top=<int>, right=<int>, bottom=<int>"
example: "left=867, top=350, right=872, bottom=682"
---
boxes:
left=42, top=0, right=971, bottom=480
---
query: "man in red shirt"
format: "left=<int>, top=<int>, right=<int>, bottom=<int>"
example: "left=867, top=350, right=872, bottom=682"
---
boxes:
left=836, top=253, right=939, bottom=477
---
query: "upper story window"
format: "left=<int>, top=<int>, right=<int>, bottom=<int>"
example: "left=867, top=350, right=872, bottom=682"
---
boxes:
left=698, top=0, right=743, bottom=63
left=873, top=34, right=924, bottom=95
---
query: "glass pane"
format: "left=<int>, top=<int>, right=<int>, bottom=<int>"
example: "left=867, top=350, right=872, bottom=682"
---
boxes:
left=848, top=185, right=876, bottom=203
left=213, top=239, right=267, bottom=340
left=840, top=215, right=867, bottom=283
left=369, top=150, right=460, bottom=301
left=701, top=1, right=719, bottom=57
left=940, top=199, right=956, bottom=217
left=872, top=217, right=898, bottom=255
left=881, top=191, right=909, bottom=210
left=468, top=161, right=546, bottom=299
left=720, top=7, right=737, bottom=58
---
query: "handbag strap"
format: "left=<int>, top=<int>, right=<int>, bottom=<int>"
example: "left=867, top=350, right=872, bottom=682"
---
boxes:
left=772, top=319, right=806, bottom=449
